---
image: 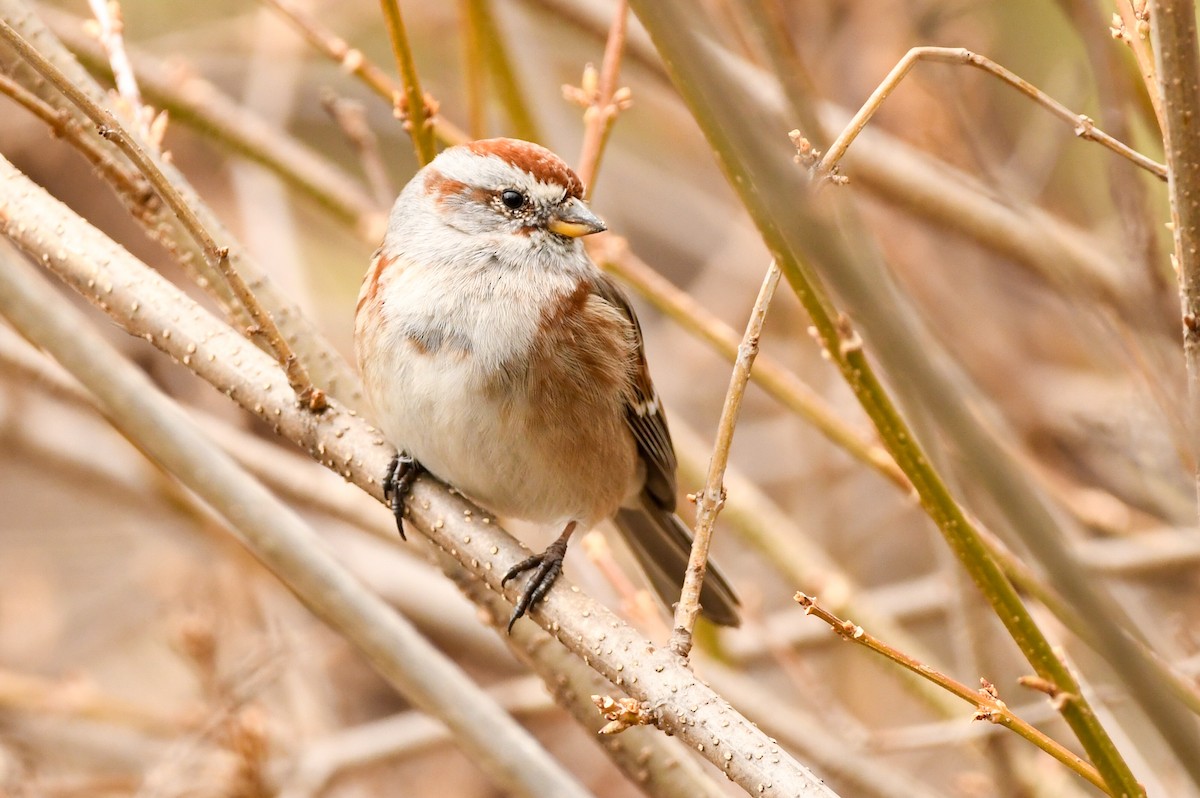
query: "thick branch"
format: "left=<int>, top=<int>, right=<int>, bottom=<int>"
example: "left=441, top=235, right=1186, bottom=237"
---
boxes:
left=1150, top=0, right=1200, bottom=519
left=0, top=152, right=840, bottom=798
left=0, top=242, right=591, bottom=798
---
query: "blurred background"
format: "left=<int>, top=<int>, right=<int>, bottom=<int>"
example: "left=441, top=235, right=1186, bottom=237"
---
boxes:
left=1, top=0, right=1197, bottom=795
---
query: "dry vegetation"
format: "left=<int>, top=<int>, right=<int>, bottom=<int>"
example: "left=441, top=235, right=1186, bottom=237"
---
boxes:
left=1, top=0, right=1199, bottom=796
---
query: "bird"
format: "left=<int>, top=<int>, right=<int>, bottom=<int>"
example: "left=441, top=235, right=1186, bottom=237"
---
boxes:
left=354, top=137, right=739, bottom=630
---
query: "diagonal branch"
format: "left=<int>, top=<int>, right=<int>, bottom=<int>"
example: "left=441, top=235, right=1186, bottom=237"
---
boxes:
left=0, top=151, right=841, bottom=798
left=793, top=593, right=1108, bottom=794
left=0, top=241, right=591, bottom=798
left=0, top=0, right=362, bottom=405
left=0, top=17, right=324, bottom=411
left=810, top=46, right=1165, bottom=183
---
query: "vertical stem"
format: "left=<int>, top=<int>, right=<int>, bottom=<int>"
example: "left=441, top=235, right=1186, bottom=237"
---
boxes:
left=378, top=0, right=437, bottom=164
left=459, top=0, right=487, bottom=139
left=669, top=262, right=780, bottom=658
left=1150, top=0, right=1200, bottom=515
left=575, top=0, right=629, bottom=198
left=464, top=0, right=541, bottom=142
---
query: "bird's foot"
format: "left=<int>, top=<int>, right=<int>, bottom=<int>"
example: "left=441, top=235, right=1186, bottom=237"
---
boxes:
left=382, top=452, right=424, bottom=541
left=501, top=524, right=575, bottom=633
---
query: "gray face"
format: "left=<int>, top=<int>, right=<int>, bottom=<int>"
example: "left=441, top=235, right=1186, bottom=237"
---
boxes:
left=420, top=141, right=591, bottom=241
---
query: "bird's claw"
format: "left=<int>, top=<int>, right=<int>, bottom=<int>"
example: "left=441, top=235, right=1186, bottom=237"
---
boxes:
left=382, top=452, right=423, bottom=541
left=501, top=535, right=570, bottom=633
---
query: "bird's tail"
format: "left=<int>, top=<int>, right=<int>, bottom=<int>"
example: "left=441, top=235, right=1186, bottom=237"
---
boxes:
left=613, top=496, right=741, bottom=627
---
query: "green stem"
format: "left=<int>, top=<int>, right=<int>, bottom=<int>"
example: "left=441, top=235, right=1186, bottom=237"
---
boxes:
left=464, top=0, right=541, bottom=142
left=379, top=0, right=437, bottom=164
left=626, top=3, right=1146, bottom=795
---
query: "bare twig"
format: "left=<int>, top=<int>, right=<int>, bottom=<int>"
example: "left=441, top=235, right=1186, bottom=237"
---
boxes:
left=580, top=531, right=669, bottom=634
left=700, top=660, right=944, bottom=798
left=0, top=667, right=193, bottom=737
left=257, top=0, right=468, bottom=147
left=278, top=677, right=556, bottom=798
left=793, top=593, right=1109, bottom=794
left=378, top=0, right=437, bottom=164
left=568, top=0, right=630, bottom=197
left=49, top=11, right=385, bottom=238
left=670, top=262, right=780, bottom=659
left=0, top=72, right=152, bottom=204
left=1061, top=0, right=1166, bottom=294
left=85, top=0, right=151, bottom=141
left=1112, top=0, right=1164, bottom=130
left=810, top=47, right=1166, bottom=184
left=0, top=17, right=324, bottom=411
left=591, top=235, right=909, bottom=489
left=319, top=90, right=394, bottom=207
left=669, top=420, right=963, bottom=716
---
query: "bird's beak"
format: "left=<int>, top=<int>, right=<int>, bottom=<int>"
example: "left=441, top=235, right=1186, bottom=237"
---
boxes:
left=548, top=197, right=607, bottom=238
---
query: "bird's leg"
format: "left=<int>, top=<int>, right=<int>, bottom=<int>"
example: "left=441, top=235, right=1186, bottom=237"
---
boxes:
left=382, top=452, right=424, bottom=541
left=501, top=521, right=577, bottom=632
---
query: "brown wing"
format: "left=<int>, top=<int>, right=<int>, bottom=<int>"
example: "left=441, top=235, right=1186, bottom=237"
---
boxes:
left=590, top=271, right=678, bottom=511
left=593, top=273, right=742, bottom=626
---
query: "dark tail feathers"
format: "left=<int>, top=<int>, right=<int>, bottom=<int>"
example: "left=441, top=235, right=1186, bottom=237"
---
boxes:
left=613, top=498, right=741, bottom=627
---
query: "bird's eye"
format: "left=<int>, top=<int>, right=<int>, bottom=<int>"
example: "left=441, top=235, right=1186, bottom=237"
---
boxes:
left=500, top=189, right=526, bottom=210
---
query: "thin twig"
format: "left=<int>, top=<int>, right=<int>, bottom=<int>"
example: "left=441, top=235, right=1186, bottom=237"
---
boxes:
left=592, top=235, right=909, bottom=490
left=580, top=531, right=669, bottom=635
left=0, top=17, right=324, bottom=411
left=1112, top=0, right=1163, bottom=130
left=0, top=72, right=152, bottom=204
left=279, top=677, right=555, bottom=798
left=669, top=262, right=780, bottom=659
left=793, top=593, right=1110, bottom=795
left=569, top=0, right=630, bottom=198
left=50, top=12, right=385, bottom=239
left=0, top=667, right=194, bottom=737
left=810, top=46, right=1166, bottom=184
left=85, top=0, right=150, bottom=139
left=1063, top=0, right=1166, bottom=295
left=378, top=0, right=437, bottom=164
left=257, top=0, right=468, bottom=147
left=319, top=89, right=394, bottom=208
left=669, top=420, right=963, bottom=717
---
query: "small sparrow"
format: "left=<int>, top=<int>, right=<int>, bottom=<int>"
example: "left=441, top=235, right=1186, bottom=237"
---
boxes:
left=355, top=138, right=739, bottom=630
